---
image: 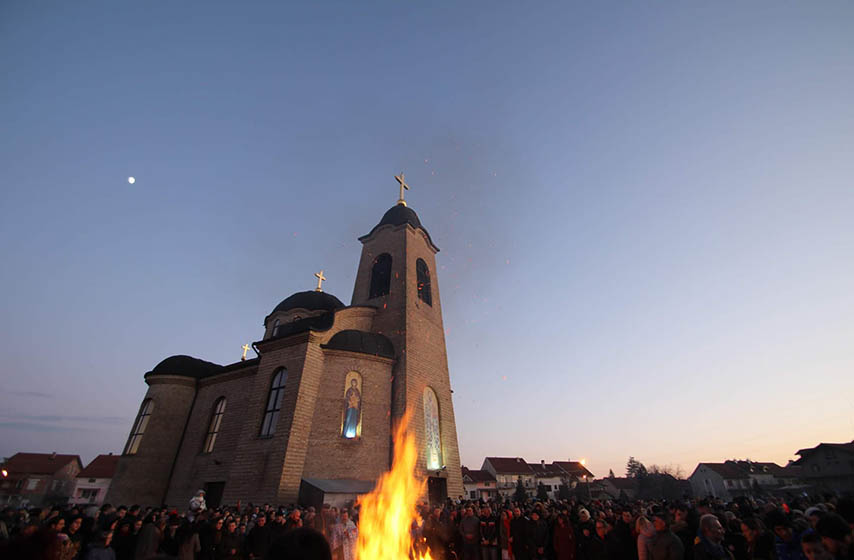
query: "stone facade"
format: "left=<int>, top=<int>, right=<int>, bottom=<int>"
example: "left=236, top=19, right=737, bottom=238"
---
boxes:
left=107, top=199, right=464, bottom=508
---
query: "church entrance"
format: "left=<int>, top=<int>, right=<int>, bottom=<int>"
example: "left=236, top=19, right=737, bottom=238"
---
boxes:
left=204, top=481, right=225, bottom=508
left=427, top=477, right=447, bottom=506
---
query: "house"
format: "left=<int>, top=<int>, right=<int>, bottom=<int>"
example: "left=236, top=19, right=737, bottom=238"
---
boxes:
left=600, top=477, right=639, bottom=500
left=0, top=453, right=83, bottom=507
left=527, top=461, right=566, bottom=500
left=552, top=461, right=595, bottom=484
left=689, top=463, right=751, bottom=500
left=793, top=441, right=854, bottom=495
left=461, top=467, right=498, bottom=501
left=70, top=454, right=120, bottom=507
left=481, top=457, right=535, bottom=498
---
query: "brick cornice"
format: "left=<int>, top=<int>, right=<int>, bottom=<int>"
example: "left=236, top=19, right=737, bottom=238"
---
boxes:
left=321, top=348, right=396, bottom=365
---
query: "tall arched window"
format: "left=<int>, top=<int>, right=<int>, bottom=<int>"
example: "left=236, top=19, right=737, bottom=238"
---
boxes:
left=260, top=368, right=287, bottom=437
left=124, top=399, right=154, bottom=455
left=203, top=397, right=227, bottom=453
left=423, top=387, right=442, bottom=470
left=341, top=371, right=363, bottom=439
left=416, top=258, right=432, bottom=306
left=369, top=253, right=392, bottom=299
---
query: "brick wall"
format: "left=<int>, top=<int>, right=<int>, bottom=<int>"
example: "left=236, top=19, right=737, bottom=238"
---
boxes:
left=106, top=375, right=196, bottom=506
left=301, top=351, right=393, bottom=480
left=350, top=217, right=464, bottom=498
left=165, top=364, right=257, bottom=507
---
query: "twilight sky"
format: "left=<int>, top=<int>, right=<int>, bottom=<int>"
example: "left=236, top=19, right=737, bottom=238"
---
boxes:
left=2, top=1, right=853, bottom=479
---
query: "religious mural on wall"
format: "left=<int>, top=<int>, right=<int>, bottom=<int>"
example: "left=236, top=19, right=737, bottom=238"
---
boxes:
left=423, top=387, right=442, bottom=470
left=342, top=371, right=362, bottom=439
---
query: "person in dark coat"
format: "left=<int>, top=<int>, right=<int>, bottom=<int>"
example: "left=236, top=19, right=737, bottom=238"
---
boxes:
left=112, top=522, right=136, bottom=560
left=695, top=515, right=734, bottom=560
left=649, top=510, right=685, bottom=560
left=510, top=508, right=531, bottom=560
left=219, top=520, right=243, bottom=560
left=530, top=510, right=549, bottom=560
left=134, top=516, right=163, bottom=560
left=83, top=530, right=116, bottom=560
left=245, top=514, right=271, bottom=560
left=586, top=520, right=618, bottom=560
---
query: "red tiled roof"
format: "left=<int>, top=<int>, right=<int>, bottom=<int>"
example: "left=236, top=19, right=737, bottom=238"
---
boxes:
left=483, top=457, right=533, bottom=474
left=698, top=462, right=750, bottom=479
left=462, top=468, right=496, bottom=483
left=527, top=463, right=565, bottom=477
left=78, top=455, right=120, bottom=479
left=3, top=453, right=82, bottom=475
left=553, top=461, right=595, bottom=479
left=729, top=461, right=787, bottom=477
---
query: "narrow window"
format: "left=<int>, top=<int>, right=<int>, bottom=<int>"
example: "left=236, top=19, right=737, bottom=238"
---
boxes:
left=369, top=253, right=392, bottom=298
left=272, top=318, right=280, bottom=337
left=260, top=368, right=287, bottom=436
left=423, top=387, right=442, bottom=470
left=203, top=397, right=227, bottom=453
left=124, top=399, right=154, bottom=455
left=341, top=372, right=363, bottom=439
left=416, top=258, right=432, bottom=306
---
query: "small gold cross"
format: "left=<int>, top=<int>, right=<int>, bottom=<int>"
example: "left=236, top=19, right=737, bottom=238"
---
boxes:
left=314, top=270, right=326, bottom=292
left=395, top=173, right=409, bottom=206
left=241, top=343, right=251, bottom=361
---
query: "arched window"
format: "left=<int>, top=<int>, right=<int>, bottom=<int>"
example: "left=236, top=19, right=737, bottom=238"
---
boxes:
left=260, top=368, right=287, bottom=437
left=369, top=253, right=392, bottom=299
left=124, top=399, right=154, bottom=455
left=272, top=318, right=280, bottom=337
left=416, top=258, right=432, bottom=306
left=423, top=387, right=442, bottom=470
left=203, top=397, right=227, bottom=453
left=341, top=372, right=363, bottom=439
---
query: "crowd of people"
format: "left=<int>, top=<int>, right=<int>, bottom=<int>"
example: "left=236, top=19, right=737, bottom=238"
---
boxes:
left=1, top=491, right=852, bottom=560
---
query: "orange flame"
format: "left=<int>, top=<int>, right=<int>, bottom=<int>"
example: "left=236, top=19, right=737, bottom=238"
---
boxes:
left=356, top=413, right=432, bottom=560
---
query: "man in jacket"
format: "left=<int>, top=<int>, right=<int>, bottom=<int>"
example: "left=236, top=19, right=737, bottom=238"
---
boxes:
left=648, top=510, right=685, bottom=560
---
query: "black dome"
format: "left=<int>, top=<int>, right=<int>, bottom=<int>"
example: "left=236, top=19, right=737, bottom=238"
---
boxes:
left=146, top=355, right=222, bottom=379
left=377, top=204, right=423, bottom=230
left=322, top=330, right=395, bottom=359
left=272, top=290, right=345, bottom=315
left=361, top=204, right=438, bottom=250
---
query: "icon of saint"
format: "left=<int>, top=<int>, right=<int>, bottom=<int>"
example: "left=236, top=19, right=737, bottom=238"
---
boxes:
left=342, top=378, right=361, bottom=438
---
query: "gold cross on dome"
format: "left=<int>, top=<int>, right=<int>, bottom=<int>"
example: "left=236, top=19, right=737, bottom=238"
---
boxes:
left=395, top=173, right=409, bottom=207
left=314, top=270, right=326, bottom=292
left=241, top=343, right=251, bottom=361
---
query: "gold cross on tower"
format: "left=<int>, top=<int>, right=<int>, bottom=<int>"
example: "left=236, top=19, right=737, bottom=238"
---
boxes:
left=314, top=270, right=326, bottom=292
left=241, top=343, right=251, bottom=361
left=395, top=172, right=409, bottom=207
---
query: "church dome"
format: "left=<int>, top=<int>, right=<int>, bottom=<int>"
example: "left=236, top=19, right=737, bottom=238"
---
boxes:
left=146, top=355, right=222, bottom=379
left=361, top=205, right=437, bottom=250
left=271, top=290, right=345, bottom=315
left=322, top=330, right=395, bottom=359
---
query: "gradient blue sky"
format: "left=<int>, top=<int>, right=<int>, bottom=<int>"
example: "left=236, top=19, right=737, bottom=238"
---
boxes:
left=2, top=1, right=853, bottom=479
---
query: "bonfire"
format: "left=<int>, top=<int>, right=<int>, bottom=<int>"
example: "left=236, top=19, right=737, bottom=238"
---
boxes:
left=356, top=413, right=433, bottom=560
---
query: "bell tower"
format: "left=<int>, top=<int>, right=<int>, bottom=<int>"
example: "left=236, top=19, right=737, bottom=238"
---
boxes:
left=351, top=176, right=463, bottom=500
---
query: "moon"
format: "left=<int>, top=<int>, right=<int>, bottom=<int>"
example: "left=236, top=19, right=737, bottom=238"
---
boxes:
left=128, top=177, right=135, bottom=184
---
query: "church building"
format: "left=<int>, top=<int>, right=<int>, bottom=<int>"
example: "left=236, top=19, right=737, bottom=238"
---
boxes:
left=106, top=179, right=463, bottom=508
